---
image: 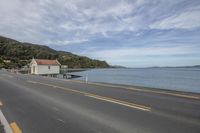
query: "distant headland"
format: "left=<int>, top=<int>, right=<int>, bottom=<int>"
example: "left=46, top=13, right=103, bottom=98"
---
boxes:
left=0, top=36, right=110, bottom=69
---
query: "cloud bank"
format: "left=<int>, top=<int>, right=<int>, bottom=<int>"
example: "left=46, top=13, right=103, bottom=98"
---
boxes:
left=0, top=0, right=200, bottom=67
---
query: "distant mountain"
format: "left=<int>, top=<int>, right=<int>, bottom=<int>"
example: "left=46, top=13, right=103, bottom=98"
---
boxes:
left=0, top=36, right=110, bottom=69
left=149, top=65, right=200, bottom=68
left=178, top=65, right=200, bottom=68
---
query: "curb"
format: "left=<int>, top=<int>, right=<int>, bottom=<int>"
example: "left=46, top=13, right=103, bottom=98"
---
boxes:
left=0, top=109, right=13, bottom=133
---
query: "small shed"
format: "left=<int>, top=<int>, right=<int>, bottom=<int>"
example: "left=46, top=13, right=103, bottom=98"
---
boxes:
left=30, top=59, right=61, bottom=76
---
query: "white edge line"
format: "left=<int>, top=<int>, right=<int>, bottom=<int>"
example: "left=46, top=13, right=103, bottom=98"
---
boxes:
left=88, top=83, right=200, bottom=100
left=55, top=118, right=65, bottom=123
left=27, top=75, right=200, bottom=100
left=86, top=95, right=150, bottom=112
left=27, top=80, right=37, bottom=84
left=0, top=109, right=13, bottom=133
left=8, top=75, right=13, bottom=78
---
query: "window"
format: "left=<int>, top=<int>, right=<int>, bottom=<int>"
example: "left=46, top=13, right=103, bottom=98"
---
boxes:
left=48, top=66, right=51, bottom=69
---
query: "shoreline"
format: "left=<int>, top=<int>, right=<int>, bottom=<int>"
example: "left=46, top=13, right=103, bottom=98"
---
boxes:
left=69, top=67, right=200, bottom=94
left=71, top=79, right=200, bottom=99
left=5, top=70, right=200, bottom=98
left=89, top=80, right=200, bottom=95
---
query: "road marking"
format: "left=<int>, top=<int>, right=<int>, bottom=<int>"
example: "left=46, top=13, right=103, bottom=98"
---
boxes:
left=56, top=118, right=65, bottom=123
left=144, top=90, right=200, bottom=100
left=30, top=74, right=200, bottom=100
left=85, top=94, right=151, bottom=111
left=87, top=82, right=200, bottom=100
left=7, top=75, right=13, bottom=78
left=28, top=80, right=87, bottom=95
left=10, top=122, right=22, bottom=133
left=52, top=107, right=59, bottom=111
left=60, top=79, right=200, bottom=100
left=27, top=80, right=151, bottom=112
left=0, top=74, right=13, bottom=78
left=0, top=109, right=13, bottom=133
left=27, top=80, right=37, bottom=84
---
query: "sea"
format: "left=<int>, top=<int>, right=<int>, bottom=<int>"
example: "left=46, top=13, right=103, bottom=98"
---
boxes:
left=70, top=67, right=200, bottom=93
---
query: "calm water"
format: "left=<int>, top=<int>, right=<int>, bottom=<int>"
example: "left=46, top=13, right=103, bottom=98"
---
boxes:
left=71, top=68, right=200, bottom=93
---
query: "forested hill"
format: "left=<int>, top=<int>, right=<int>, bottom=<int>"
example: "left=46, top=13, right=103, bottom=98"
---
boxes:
left=0, top=36, right=110, bottom=69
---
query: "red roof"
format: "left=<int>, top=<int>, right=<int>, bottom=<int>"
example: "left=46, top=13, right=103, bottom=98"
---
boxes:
left=35, top=59, right=61, bottom=65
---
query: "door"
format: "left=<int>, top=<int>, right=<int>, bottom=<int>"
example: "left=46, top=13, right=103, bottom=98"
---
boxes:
left=33, top=66, right=35, bottom=74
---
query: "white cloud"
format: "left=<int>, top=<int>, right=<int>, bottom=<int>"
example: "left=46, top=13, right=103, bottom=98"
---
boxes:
left=83, top=45, right=200, bottom=64
left=150, top=6, right=200, bottom=29
left=45, top=38, right=89, bottom=46
left=1, top=0, right=200, bottom=67
left=0, top=0, right=149, bottom=44
left=0, top=1, right=200, bottom=52
left=1, top=0, right=199, bottom=45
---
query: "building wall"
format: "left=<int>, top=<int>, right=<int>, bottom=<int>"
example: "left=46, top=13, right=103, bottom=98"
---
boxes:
left=30, top=60, right=38, bottom=74
left=30, top=59, right=60, bottom=75
left=37, top=65, right=60, bottom=75
left=31, top=65, right=38, bottom=74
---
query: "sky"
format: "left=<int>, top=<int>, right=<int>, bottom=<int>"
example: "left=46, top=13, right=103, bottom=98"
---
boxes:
left=0, top=0, right=200, bottom=67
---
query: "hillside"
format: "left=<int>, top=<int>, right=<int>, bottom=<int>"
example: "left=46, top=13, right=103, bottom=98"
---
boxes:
left=0, top=36, right=110, bottom=69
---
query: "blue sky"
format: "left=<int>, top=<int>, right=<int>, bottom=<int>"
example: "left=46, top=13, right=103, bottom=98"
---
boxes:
left=0, top=0, right=200, bottom=67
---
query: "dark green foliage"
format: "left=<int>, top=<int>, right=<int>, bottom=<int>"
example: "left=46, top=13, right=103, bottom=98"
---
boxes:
left=0, top=36, right=110, bottom=69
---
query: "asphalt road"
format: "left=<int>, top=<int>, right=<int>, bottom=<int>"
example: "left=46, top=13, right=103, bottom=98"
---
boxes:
left=0, top=70, right=200, bottom=133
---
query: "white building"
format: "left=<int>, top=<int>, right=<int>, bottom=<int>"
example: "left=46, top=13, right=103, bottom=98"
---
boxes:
left=30, top=59, right=61, bottom=75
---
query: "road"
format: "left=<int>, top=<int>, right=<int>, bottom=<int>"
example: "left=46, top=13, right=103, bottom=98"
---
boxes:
left=0, top=70, right=200, bottom=133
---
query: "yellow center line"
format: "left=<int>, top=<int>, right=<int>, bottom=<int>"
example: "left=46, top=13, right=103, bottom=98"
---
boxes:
left=10, top=122, right=22, bottom=133
left=27, top=80, right=151, bottom=111
left=85, top=94, right=151, bottom=111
